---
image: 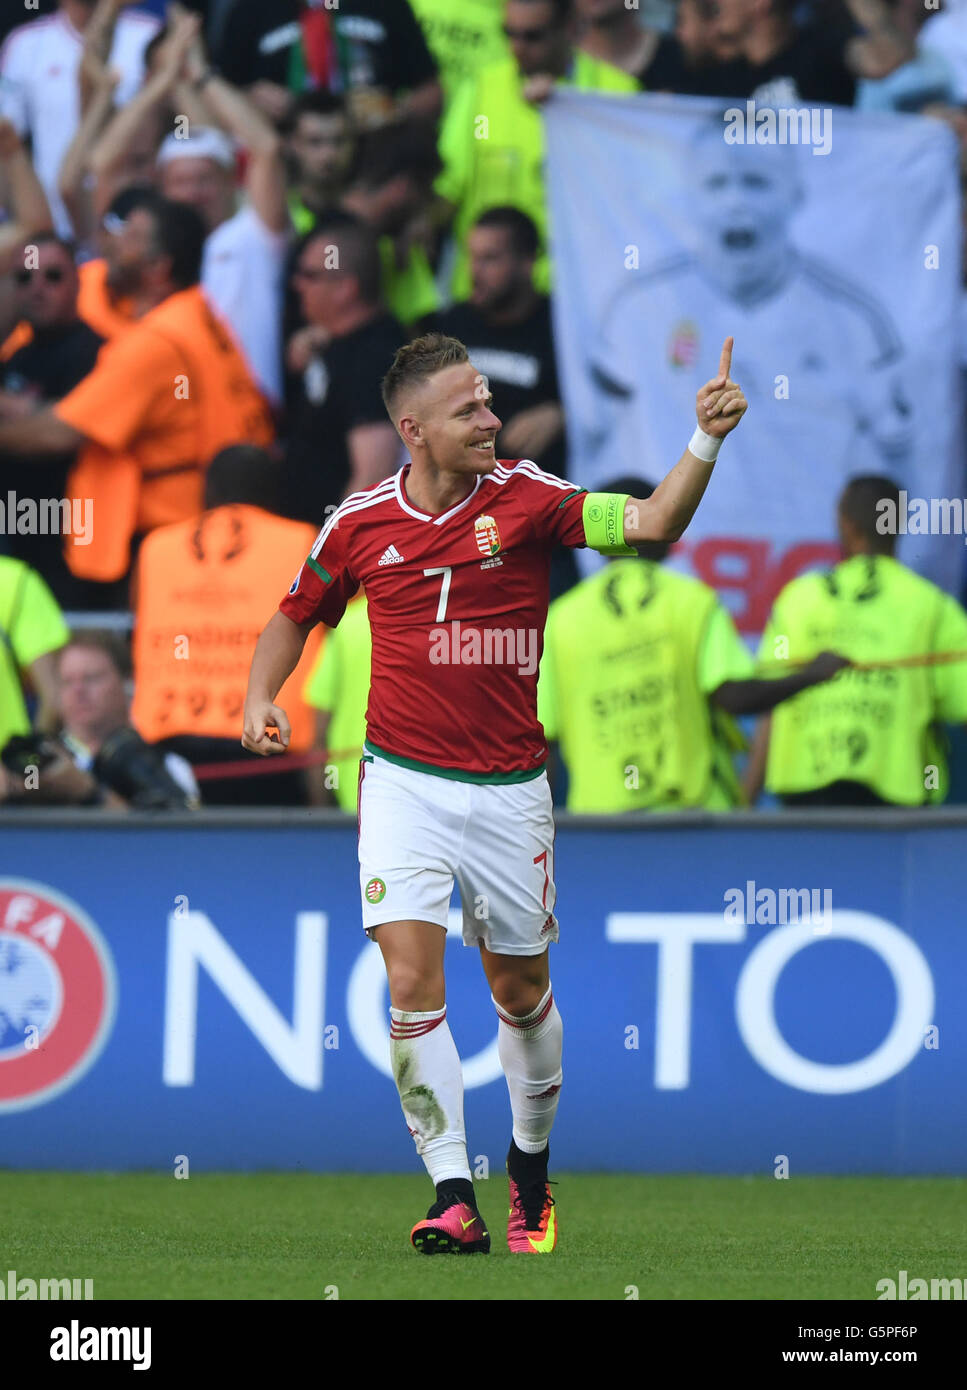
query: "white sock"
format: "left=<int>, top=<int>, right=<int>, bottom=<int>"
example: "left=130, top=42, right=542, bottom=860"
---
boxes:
left=493, top=984, right=563, bottom=1154
left=389, top=1005, right=471, bottom=1184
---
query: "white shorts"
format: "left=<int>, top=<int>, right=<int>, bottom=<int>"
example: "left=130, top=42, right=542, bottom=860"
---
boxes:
left=357, top=748, right=559, bottom=956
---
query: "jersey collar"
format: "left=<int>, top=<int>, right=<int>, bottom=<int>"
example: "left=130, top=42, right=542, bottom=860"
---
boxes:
left=60, top=10, right=85, bottom=43
left=394, top=464, right=483, bottom=526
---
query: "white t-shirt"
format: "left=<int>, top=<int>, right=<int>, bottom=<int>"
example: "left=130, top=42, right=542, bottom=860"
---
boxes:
left=0, top=7, right=160, bottom=237
left=202, top=203, right=288, bottom=403
left=920, top=2, right=967, bottom=104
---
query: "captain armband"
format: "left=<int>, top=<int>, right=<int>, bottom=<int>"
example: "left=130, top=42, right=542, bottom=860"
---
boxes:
left=582, top=492, right=637, bottom=556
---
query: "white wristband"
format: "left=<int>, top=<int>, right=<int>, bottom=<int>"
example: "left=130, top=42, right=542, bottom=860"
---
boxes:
left=688, top=426, right=722, bottom=463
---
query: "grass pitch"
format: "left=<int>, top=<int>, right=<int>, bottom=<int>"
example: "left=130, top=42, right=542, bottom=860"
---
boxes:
left=2, top=1173, right=963, bottom=1300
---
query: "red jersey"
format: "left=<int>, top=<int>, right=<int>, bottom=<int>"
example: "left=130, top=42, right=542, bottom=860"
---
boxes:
left=280, top=460, right=587, bottom=780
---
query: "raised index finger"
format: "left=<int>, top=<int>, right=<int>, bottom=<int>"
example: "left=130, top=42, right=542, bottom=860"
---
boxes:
left=717, top=336, right=734, bottom=385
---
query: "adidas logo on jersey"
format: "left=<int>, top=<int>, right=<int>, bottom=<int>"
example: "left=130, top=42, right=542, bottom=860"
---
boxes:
left=378, top=544, right=405, bottom=566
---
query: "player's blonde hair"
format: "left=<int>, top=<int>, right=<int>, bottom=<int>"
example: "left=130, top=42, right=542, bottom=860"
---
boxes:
left=381, top=333, right=469, bottom=417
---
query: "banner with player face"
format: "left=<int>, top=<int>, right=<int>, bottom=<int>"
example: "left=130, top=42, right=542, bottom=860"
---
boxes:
left=545, top=92, right=963, bottom=631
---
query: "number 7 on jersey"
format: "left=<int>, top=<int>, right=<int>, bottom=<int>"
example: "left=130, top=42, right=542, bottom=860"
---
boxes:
left=424, top=566, right=452, bottom=622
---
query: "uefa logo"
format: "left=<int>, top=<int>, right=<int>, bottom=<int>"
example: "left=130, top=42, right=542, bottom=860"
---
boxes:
left=0, top=880, right=117, bottom=1113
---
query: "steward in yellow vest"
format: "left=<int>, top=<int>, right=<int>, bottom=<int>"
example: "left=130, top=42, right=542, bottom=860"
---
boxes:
left=539, top=476, right=847, bottom=812
left=436, top=22, right=638, bottom=300
left=0, top=556, right=68, bottom=756
left=303, top=591, right=371, bottom=811
left=754, top=476, right=967, bottom=806
left=409, top=0, right=508, bottom=107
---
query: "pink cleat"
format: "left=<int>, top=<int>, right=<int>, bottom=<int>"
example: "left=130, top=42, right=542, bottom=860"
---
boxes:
left=410, top=1196, right=491, bottom=1255
left=507, top=1175, right=557, bottom=1253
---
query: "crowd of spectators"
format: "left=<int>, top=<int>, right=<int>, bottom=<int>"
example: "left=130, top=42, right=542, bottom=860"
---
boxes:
left=0, top=0, right=966, bottom=812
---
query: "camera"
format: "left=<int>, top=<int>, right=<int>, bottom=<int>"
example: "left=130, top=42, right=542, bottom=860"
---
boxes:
left=92, top=727, right=193, bottom=810
left=0, top=733, right=63, bottom=777
left=0, top=728, right=193, bottom=810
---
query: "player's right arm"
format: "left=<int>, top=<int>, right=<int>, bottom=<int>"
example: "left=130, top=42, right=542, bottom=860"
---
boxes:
left=243, top=512, right=359, bottom=755
left=242, top=611, right=311, bottom=755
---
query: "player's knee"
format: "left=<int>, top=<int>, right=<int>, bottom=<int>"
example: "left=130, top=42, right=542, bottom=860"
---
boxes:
left=386, top=962, right=445, bottom=1013
left=492, top=967, right=548, bottom=1019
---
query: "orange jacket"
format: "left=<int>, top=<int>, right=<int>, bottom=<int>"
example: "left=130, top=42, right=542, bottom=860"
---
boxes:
left=75, top=258, right=138, bottom=341
left=131, top=504, right=322, bottom=749
left=0, top=321, right=32, bottom=362
left=55, top=286, right=274, bottom=582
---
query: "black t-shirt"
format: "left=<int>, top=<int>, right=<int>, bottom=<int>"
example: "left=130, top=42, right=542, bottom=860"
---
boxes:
left=3, top=321, right=103, bottom=401
left=216, top=0, right=437, bottom=94
left=686, top=24, right=857, bottom=107
left=639, top=36, right=743, bottom=98
left=282, top=311, right=405, bottom=525
left=0, top=321, right=103, bottom=601
left=433, top=296, right=565, bottom=473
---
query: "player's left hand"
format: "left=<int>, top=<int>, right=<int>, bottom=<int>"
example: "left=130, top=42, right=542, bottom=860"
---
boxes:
left=696, top=337, right=748, bottom=439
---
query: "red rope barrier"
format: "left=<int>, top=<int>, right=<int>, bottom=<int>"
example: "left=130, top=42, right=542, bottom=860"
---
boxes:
left=191, top=646, right=967, bottom=780
left=192, top=747, right=361, bottom=781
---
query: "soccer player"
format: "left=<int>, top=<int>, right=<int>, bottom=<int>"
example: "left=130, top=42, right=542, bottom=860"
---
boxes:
left=242, top=332, right=747, bottom=1254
